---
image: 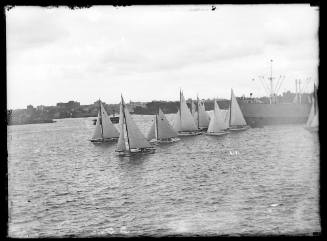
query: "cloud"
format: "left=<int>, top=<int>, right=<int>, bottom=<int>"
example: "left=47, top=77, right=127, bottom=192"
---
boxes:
left=6, top=7, right=69, bottom=52
left=6, top=5, right=319, bottom=108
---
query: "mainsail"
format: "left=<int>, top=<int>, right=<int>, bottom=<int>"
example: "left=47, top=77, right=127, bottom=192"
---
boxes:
left=122, top=98, right=152, bottom=149
left=173, top=109, right=181, bottom=131
left=207, top=100, right=227, bottom=133
left=197, top=100, right=210, bottom=128
left=220, top=109, right=230, bottom=129
left=174, top=91, right=197, bottom=132
left=116, top=101, right=127, bottom=151
left=92, top=112, right=102, bottom=140
left=306, top=85, right=318, bottom=128
left=100, top=102, right=119, bottom=138
left=157, top=108, right=178, bottom=139
left=310, top=112, right=318, bottom=128
left=230, top=89, right=247, bottom=126
left=191, top=100, right=196, bottom=116
left=306, top=102, right=315, bottom=127
left=147, top=117, right=156, bottom=140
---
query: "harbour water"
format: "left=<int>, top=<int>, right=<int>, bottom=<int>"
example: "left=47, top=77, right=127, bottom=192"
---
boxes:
left=7, top=115, right=320, bottom=237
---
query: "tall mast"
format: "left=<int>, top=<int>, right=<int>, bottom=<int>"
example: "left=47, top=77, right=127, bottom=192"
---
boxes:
left=180, top=89, right=182, bottom=127
left=269, top=59, right=273, bottom=104
left=197, top=95, right=200, bottom=129
left=313, top=83, right=318, bottom=114
left=122, top=96, right=130, bottom=151
left=155, top=113, right=159, bottom=140
left=229, top=90, right=232, bottom=127
left=99, top=99, right=104, bottom=140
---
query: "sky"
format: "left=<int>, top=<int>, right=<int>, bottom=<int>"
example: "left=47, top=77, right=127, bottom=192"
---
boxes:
left=6, top=4, right=319, bottom=109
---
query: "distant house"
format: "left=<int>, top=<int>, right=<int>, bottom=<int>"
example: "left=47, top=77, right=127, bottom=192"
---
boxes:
left=37, top=105, right=45, bottom=111
left=26, top=105, right=35, bottom=115
left=129, top=101, right=147, bottom=108
left=56, top=101, right=80, bottom=110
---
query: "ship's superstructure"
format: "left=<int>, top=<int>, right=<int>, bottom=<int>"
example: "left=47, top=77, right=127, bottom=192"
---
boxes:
left=239, top=60, right=312, bottom=127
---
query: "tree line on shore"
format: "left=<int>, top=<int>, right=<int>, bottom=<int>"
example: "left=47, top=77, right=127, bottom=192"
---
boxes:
left=7, top=91, right=312, bottom=125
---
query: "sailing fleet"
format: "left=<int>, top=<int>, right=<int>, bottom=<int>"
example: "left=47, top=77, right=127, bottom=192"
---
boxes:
left=90, top=88, right=317, bottom=156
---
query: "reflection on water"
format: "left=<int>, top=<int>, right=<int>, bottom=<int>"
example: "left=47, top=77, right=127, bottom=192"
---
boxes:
left=7, top=115, right=320, bottom=237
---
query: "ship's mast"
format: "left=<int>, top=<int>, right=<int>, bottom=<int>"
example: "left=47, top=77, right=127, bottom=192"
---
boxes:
left=99, top=99, right=104, bottom=140
left=269, top=59, right=274, bottom=104
left=122, top=96, right=130, bottom=151
left=255, top=60, right=285, bottom=104
left=197, top=94, right=200, bottom=129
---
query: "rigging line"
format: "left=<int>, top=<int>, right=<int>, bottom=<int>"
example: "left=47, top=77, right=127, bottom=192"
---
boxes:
left=253, top=77, right=266, bottom=96
left=156, top=114, right=159, bottom=140
left=273, top=78, right=280, bottom=94
left=122, top=98, right=130, bottom=151
left=229, top=90, right=232, bottom=127
left=274, top=76, right=283, bottom=94
left=197, top=95, right=200, bottom=129
left=259, top=76, right=270, bottom=94
left=302, top=78, right=311, bottom=93
left=259, top=77, right=270, bottom=96
left=99, top=100, right=104, bottom=140
left=276, top=77, right=284, bottom=94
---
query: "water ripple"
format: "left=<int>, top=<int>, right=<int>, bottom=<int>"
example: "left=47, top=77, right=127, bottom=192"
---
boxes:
left=8, top=116, right=320, bottom=237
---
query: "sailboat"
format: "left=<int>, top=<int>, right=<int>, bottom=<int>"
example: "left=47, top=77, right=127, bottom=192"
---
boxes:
left=305, top=84, right=318, bottom=132
left=206, top=99, right=229, bottom=136
left=115, top=95, right=155, bottom=155
left=194, top=96, right=210, bottom=131
left=229, top=89, right=250, bottom=131
left=90, top=100, right=119, bottom=143
left=147, top=108, right=180, bottom=143
left=173, top=90, right=201, bottom=136
left=191, top=100, right=196, bottom=120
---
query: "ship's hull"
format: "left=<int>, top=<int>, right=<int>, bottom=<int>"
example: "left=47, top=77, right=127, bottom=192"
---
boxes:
left=239, top=102, right=311, bottom=127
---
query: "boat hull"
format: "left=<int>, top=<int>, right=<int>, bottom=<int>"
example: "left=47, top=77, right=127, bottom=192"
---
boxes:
left=205, top=131, right=229, bottom=136
left=115, top=148, right=155, bottom=156
left=229, top=126, right=250, bottom=131
left=178, top=131, right=202, bottom=136
left=90, top=137, right=119, bottom=143
left=150, top=137, right=180, bottom=144
left=239, top=102, right=311, bottom=127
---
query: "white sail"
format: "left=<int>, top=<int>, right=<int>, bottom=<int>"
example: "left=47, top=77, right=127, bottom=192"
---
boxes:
left=191, top=100, right=196, bottom=115
left=310, top=113, right=318, bottom=128
left=207, top=100, right=227, bottom=133
left=123, top=102, right=152, bottom=149
left=116, top=102, right=127, bottom=151
left=193, top=111, right=198, bottom=123
left=157, top=108, right=178, bottom=139
left=147, top=117, right=156, bottom=140
left=92, top=112, right=102, bottom=140
left=306, top=102, right=315, bottom=127
left=230, top=89, right=247, bottom=126
left=306, top=93, right=318, bottom=128
left=100, top=102, right=119, bottom=138
left=179, top=91, right=197, bottom=131
left=223, top=109, right=230, bottom=129
left=198, top=100, right=210, bottom=128
left=173, top=109, right=181, bottom=131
